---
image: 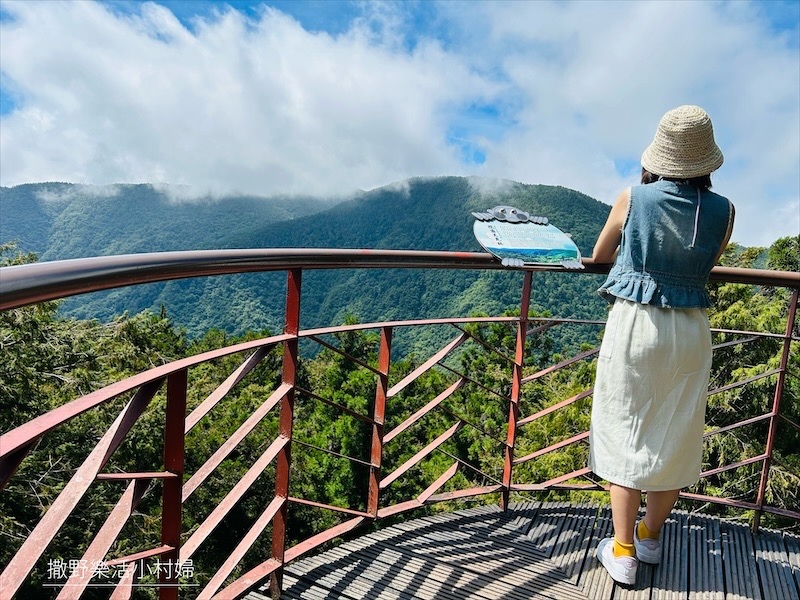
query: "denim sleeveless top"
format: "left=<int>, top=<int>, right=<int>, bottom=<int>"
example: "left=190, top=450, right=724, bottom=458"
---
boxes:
left=598, top=180, right=733, bottom=308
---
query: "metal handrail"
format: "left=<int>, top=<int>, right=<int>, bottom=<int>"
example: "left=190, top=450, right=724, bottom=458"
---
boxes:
left=1, top=249, right=798, bottom=599
left=2, top=248, right=797, bottom=311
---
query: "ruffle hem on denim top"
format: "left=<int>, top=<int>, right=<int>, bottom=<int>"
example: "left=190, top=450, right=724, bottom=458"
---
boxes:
left=598, top=268, right=711, bottom=309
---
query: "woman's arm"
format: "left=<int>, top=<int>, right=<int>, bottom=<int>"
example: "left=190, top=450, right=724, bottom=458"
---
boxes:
left=592, top=188, right=630, bottom=263
left=714, top=202, right=736, bottom=264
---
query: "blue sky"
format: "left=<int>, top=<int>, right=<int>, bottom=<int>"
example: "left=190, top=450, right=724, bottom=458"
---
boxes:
left=1, top=0, right=798, bottom=247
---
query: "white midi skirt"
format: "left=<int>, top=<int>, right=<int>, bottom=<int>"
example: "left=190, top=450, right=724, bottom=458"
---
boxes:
left=588, top=299, right=712, bottom=491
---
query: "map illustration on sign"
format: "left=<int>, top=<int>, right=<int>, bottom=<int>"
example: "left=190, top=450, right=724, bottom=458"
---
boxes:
left=472, top=206, right=584, bottom=269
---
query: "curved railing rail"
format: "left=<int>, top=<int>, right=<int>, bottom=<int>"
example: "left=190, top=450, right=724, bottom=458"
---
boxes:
left=1, top=250, right=798, bottom=599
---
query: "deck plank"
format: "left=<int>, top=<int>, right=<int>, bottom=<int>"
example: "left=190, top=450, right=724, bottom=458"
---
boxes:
left=651, top=511, right=687, bottom=600
left=720, top=520, right=759, bottom=600
left=244, top=502, right=799, bottom=600
left=576, top=506, right=615, bottom=600
left=688, top=514, right=725, bottom=600
left=784, top=532, right=800, bottom=598
left=754, top=527, right=798, bottom=600
left=549, top=504, right=598, bottom=583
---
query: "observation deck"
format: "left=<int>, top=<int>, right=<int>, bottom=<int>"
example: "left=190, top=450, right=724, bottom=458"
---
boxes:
left=0, top=249, right=798, bottom=599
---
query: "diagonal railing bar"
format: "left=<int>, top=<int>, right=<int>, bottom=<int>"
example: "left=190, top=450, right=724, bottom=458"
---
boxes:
left=450, top=323, right=516, bottom=365
left=291, top=437, right=373, bottom=468
left=182, top=382, right=290, bottom=501
left=679, top=492, right=800, bottom=520
left=712, top=335, right=761, bottom=350
left=530, top=317, right=608, bottom=326
left=197, top=496, right=285, bottom=600
left=0, top=334, right=291, bottom=462
left=180, top=435, right=288, bottom=561
left=294, top=386, right=375, bottom=424
left=437, top=362, right=509, bottom=402
left=439, top=449, right=504, bottom=487
left=521, top=347, right=599, bottom=384
left=708, top=368, right=782, bottom=396
left=56, top=478, right=150, bottom=599
left=108, top=565, right=136, bottom=599
left=306, top=334, right=381, bottom=375
left=518, top=389, right=593, bottom=427
left=104, top=383, right=173, bottom=471
left=223, top=516, right=366, bottom=599
left=704, top=413, right=772, bottom=438
left=215, top=523, right=369, bottom=598
left=380, top=421, right=464, bottom=489
left=185, top=345, right=274, bottom=432
left=96, top=471, right=178, bottom=480
left=440, top=406, right=507, bottom=448
left=377, top=498, right=426, bottom=518
left=779, top=412, right=800, bottom=433
left=287, top=497, right=372, bottom=518
left=771, top=455, right=800, bottom=480
left=526, top=321, right=561, bottom=338
left=0, top=379, right=163, bottom=598
left=513, top=467, right=597, bottom=491
left=710, top=326, right=797, bottom=341
left=213, top=559, right=281, bottom=600
left=0, top=440, right=35, bottom=491
left=513, top=431, right=590, bottom=465
left=386, top=332, right=469, bottom=398
left=283, top=516, right=367, bottom=564
left=426, top=485, right=503, bottom=504
left=106, top=544, right=175, bottom=567
left=418, top=462, right=459, bottom=503
left=384, top=378, right=465, bottom=443
left=700, top=453, right=768, bottom=478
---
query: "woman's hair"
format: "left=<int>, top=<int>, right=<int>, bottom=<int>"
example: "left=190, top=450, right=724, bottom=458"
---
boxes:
left=641, top=168, right=712, bottom=190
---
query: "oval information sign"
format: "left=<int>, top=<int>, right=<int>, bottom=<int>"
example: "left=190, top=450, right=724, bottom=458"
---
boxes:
left=472, top=207, right=584, bottom=269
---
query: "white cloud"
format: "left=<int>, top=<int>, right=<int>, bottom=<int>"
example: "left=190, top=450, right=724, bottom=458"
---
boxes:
left=450, top=0, right=800, bottom=247
left=34, top=183, right=121, bottom=203
left=0, top=0, right=797, bottom=247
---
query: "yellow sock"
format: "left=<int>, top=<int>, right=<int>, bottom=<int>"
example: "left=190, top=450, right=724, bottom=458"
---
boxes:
left=637, top=520, right=659, bottom=540
left=613, top=539, right=636, bottom=558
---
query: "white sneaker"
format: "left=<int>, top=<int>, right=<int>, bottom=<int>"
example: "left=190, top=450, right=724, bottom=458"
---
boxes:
left=596, top=537, right=638, bottom=586
left=633, top=522, right=661, bottom=564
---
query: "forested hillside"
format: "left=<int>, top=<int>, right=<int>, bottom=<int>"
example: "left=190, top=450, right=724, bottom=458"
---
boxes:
left=0, top=182, right=336, bottom=257
left=1, top=177, right=611, bottom=352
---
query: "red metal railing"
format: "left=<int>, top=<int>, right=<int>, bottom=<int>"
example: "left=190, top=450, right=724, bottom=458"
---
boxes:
left=1, top=250, right=798, bottom=599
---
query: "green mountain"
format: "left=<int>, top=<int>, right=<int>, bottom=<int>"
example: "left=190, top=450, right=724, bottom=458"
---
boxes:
left=0, top=182, right=337, bottom=258
left=1, top=177, right=611, bottom=351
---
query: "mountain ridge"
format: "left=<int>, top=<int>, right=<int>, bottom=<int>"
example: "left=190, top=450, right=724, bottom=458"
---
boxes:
left=2, top=177, right=611, bottom=351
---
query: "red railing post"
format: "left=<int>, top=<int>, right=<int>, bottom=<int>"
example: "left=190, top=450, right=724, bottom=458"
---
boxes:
left=368, top=326, right=393, bottom=517
left=753, top=287, right=799, bottom=532
left=270, top=269, right=301, bottom=598
left=502, top=271, right=532, bottom=511
left=161, top=369, right=187, bottom=599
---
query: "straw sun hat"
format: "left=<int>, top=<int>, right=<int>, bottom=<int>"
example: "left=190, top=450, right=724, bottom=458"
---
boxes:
left=640, top=105, right=724, bottom=179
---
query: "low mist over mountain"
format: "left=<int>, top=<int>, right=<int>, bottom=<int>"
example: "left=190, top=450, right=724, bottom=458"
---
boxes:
left=1, top=177, right=611, bottom=351
left=0, top=182, right=338, bottom=258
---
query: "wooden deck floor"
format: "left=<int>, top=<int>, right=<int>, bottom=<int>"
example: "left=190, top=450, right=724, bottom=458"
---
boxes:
left=248, top=501, right=800, bottom=600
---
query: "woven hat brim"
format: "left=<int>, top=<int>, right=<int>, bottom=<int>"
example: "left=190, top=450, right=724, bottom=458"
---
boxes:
left=641, top=143, right=724, bottom=179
